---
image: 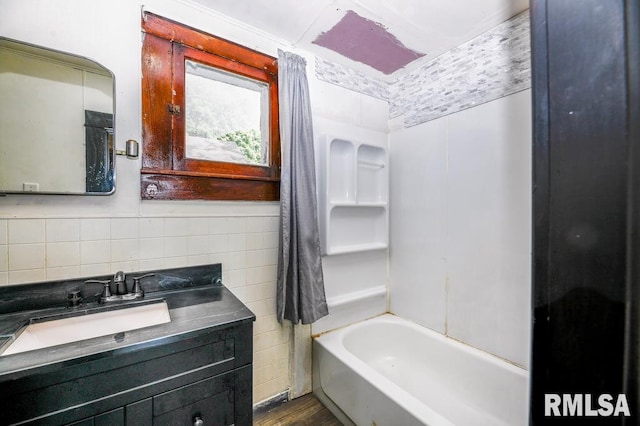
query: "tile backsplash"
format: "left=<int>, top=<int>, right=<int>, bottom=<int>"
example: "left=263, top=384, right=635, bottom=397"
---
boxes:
left=0, top=215, right=289, bottom=404
left=389, top=10, right=531, bottom=128
left=1, top=216, right=276, bottom=284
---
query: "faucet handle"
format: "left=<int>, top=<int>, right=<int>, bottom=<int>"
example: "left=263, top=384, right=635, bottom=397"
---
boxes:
left=84, top=279, right=112, bottom=302
left=131, top=273, right=155, bottom=297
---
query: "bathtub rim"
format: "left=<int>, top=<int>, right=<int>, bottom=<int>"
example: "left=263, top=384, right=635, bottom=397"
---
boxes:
left=313, top=313, right=528, bottom=426
left=315, top=313, right=528, bottom=372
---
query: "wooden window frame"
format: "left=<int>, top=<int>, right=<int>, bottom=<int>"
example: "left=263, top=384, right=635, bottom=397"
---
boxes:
left=141, top=14, right=280, bottom=201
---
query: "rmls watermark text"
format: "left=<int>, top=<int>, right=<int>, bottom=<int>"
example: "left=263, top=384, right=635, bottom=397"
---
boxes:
left=545, top=394, right=631, bottom=417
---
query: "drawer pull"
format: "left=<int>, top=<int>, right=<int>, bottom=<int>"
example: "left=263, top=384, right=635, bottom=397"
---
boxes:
left=193, top=415, right=204, bottom=426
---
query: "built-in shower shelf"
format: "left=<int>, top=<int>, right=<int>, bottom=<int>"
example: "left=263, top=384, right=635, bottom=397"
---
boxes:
left=317, top=134, right=389, bottom=256
left=357, top=160, right=385, bottom=169
left=326, top=242, right=388, bottom=256
left=329, top=201, right=387, bottom=207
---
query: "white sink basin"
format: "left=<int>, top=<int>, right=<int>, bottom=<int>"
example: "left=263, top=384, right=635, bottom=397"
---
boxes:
left=2, top=300, right=171, bottom=356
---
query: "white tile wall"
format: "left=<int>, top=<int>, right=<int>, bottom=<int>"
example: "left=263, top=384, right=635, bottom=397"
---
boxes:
left=0, top=221, right=5, bottom=286
left=0, top=214, right=289, bottom=404
left=9, top=219, right=45, bottom=244
left=0, top=220, right=7, bottom=245
left=46, top=219, right=80, bottom=242
left=47, top=241, right=80, bottom=267
left=81, top=219, right=110, bottom=241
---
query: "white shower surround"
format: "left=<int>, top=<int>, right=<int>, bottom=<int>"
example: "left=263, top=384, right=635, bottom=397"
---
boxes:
left=313, top=11, right=533, bottom=424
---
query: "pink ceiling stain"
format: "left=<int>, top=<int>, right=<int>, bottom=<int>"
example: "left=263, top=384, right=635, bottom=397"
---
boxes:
left=312, top=10, right=425, bottom=75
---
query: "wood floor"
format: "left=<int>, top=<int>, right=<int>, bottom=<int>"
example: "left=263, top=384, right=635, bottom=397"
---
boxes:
left=253, top=393, right=343, bottom=426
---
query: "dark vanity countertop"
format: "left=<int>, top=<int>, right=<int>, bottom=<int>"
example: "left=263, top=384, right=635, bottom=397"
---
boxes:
left=0, top=265, right=255, bottom=382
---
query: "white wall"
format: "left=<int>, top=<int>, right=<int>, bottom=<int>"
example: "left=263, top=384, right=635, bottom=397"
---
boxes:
left=389, top=89, right=532, bottom=368
left=0, top=0, right=387, bottom=405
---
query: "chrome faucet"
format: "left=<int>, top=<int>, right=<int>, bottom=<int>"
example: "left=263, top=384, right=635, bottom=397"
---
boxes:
left=83, top=271, right=155, bottom=304
left=113, top=270, right=127, bottom=295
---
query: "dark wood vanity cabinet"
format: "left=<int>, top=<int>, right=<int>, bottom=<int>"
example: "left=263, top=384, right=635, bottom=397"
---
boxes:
left=2, top=320, right=253, bottom=426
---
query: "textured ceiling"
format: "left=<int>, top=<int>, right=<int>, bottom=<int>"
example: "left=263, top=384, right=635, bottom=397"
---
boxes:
left=186, top=0, right=529, bottom=79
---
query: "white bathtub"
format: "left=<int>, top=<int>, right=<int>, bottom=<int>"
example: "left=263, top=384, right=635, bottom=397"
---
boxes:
left=313, top=314, right=529, bottom=426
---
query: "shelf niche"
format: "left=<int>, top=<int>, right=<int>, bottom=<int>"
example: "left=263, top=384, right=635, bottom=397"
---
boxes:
left=318, top=135, right=389, bottom=255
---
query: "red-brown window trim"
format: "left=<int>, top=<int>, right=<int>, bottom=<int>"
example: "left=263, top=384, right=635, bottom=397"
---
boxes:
left=141, top=13, right=280, bottom=201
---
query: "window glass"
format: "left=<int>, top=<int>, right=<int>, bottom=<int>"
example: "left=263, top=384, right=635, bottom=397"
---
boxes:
left=185, top=60, right=269, bottom=166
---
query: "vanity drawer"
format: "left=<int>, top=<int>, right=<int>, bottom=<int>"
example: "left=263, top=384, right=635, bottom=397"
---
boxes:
left=67, top=407, right=124, bottom=426
left=153, top=373, right=235, bottom=426
left=157, top=363, right=251, bottom=426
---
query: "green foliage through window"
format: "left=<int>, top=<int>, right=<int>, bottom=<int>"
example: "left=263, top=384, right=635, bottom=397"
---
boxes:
left=219, top=129, right=262, bottom=164
left=184, top=65, right=266, bottom=166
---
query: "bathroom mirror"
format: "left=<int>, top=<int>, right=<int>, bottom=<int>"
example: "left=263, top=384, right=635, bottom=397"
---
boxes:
left=0, top=38, right=115, bottom=195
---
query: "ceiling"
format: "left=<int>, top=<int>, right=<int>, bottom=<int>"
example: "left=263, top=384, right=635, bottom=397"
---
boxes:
left=187, top=0, right=529, bottom=80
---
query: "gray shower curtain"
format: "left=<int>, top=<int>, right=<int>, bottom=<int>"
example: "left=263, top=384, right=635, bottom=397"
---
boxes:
left=276, top=50, right=328, bottom=324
